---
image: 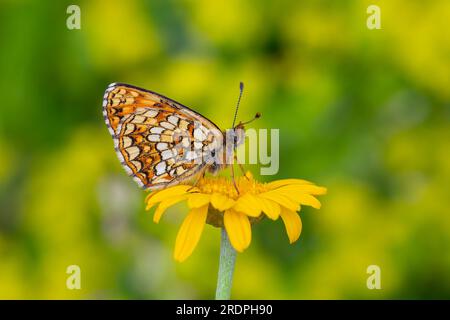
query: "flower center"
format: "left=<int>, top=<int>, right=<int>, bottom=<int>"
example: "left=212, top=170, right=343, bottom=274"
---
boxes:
left=196, top=175, right=268, bottom=200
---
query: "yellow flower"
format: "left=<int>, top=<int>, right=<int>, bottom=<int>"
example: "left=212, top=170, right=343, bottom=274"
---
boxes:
left=145, top=172, right=327, bottom=262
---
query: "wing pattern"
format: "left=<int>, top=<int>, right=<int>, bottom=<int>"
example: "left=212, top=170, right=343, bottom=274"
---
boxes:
left=103, top=83, right=223, bottom=190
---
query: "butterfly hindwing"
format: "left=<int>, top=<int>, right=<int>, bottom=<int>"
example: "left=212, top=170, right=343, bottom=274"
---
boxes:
left=103, top=83, right=223, bottom=190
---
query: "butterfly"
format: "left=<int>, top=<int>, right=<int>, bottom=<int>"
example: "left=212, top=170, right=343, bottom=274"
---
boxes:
left=103, top=82, right=259, bottom=190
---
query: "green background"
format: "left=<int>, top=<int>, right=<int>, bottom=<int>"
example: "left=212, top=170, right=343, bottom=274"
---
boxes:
left=0, top=0, right=449, bottom=299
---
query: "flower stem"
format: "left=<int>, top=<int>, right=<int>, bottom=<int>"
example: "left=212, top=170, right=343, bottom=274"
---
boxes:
left=215, top=228, right=237, bottom=300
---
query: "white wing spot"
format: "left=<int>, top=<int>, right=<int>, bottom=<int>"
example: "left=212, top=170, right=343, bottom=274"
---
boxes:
left=161, top=121, right=175, bottom=130
left=194, top=128, right=206, bottom=141
left=122, top=136, right=132, bottom=148
left=125, top=146, right=140, bottom=160
left=155, top=161, right=167, bottom=176
left=132, top=115, right=146, bottom=124
left=150, top=127, right=164, bottom=134
left=161, top=149, right=176, bottom=160
left=168, top=115, right=179, bottom=125
left=185, top=151, right=197, bottom=161
left=200, top=126, right=210, bottom=135
left=181, top=137, right=190, bottom=148
left=124, top=124, right=135, bottom=135
left=143, top=110, right=158, bottom=118
left=157, top=142, right=168, bottom=151
left=148, top=134, right=160, bottom=142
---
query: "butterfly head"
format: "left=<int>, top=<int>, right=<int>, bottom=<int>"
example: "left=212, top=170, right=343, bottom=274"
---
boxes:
left=232, top=112, right=261, bottom=146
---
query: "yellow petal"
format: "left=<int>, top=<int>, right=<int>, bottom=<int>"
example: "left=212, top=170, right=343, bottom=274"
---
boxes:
left=153, top=194, right=188, bottom=223
left=277, top=184, right=327, bottom=196
left=187, top=193, right=211, bottom=208
left=297, top=194, right=322, bottom=209
left=275, top=188, right=323, bottom=209
left=233, top=193, right=262, bottom=217
left=146, top=185, right=192, bottom=209
left=224, top=209, right=252, bottom=252
left=211, top=193, right=235, bottom=211
left=280, top=207, right=302, bottom=243
left=257, top=196, right=281, bottom=220
left=266, top=179, right=312, bottom=189
left=259, top=191, right=299, bottom=212
left=174, top=205, right=208, bottom=262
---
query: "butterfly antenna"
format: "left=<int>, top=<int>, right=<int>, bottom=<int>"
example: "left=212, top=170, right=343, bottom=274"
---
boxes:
left=240, top=112, right=261, bottom=126
left=232, top=82, right=244, bottom=128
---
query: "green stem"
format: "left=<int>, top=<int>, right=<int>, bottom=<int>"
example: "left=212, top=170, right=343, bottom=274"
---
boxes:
left=215, top=228, right=237, bottom=300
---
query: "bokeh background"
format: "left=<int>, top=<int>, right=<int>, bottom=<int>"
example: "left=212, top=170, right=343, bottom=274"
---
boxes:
left=1, top=0, right=449, bottom=299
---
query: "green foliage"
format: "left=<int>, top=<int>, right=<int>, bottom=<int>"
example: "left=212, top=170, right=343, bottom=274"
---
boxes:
left=0, top=0, right=449, bottom=299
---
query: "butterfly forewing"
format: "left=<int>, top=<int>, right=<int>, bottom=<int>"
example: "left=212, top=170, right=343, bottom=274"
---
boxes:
left=103, top=83, right=223, bottom=190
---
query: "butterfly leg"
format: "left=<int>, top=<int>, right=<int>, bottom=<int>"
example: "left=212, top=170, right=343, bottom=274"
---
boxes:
left=234, top=154, right=249, bottom=180
left=230, top=164, right=240, bottom=194
left=187, top=168, right=206, bottom=192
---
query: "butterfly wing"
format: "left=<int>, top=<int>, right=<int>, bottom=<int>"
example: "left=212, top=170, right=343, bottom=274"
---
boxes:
left=103, top=83, right=223, bottom=190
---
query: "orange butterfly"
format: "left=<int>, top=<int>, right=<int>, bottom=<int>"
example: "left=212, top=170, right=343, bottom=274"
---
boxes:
left=103, top=83, right=259, bottom=190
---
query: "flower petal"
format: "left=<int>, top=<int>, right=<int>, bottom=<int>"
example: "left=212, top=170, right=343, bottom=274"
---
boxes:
left=259, top=191, right=299, bottom=212
left=275, top=188, right=323, bottom=209
left=266, top=179, right=312, bottom=189
left=187, top=193, right=211, bottom=208
left=297, top=194, right=322, bottom=209
left=174, top=205, right=208, bottom=262
left=211, top=193, right=235, bottom=211
left=277, top=184, right=327, bottom=196
left=233, top=193, right=262, bottom=217
left=153, top=194, right=188, bottom=223
left=257, top=196, right=281, bottom=220
left=146, top=185, right=193, bottom=209
left=280, top=207, right=302, bottom=243
left=224, top=209, right=252, bottom=252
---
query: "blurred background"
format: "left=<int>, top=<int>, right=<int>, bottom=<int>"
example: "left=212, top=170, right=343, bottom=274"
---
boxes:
left=0, top=0, right=449, bottom=299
